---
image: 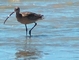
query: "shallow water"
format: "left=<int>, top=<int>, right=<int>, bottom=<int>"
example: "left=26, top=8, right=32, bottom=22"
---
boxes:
left=0, top=0, right=79, bottom=60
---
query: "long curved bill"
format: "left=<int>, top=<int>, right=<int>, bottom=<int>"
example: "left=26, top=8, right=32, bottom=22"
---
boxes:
left=4, top=11, right=15, bottom=24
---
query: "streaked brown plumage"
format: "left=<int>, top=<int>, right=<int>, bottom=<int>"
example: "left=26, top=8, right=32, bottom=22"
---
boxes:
left=4, top=7, right=43, bottom=37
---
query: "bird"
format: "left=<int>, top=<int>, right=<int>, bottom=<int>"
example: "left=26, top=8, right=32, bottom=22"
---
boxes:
left=4, top=7, right=43, bottom=37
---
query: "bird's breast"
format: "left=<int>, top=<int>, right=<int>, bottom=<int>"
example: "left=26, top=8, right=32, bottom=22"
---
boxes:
left=16, top=17, right=36, bottom=24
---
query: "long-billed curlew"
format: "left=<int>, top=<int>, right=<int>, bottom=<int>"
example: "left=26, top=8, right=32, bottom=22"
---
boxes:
left=4, top=7, right=43, bottom=37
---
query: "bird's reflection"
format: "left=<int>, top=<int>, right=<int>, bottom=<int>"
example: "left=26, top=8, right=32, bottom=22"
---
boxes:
left=15, top=37, right=40, bottom=60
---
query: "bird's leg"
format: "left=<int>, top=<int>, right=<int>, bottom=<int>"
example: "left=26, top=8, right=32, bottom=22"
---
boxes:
left=29, top=22, right=37, bottom=37
left=25, top=24, right=28, bottom=36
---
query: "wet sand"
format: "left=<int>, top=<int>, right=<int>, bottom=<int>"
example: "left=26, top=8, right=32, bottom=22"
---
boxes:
left=0, top=0, right=79, bottom=60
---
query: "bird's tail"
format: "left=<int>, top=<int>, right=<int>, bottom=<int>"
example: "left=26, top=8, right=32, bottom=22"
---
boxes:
left=38, top=14, right=44, bottom=19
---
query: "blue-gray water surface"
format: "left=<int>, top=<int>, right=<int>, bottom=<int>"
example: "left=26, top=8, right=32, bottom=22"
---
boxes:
left=0, top=0, right=79, bottom=60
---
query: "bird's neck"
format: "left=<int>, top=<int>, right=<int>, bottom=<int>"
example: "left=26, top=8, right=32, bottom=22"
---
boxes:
left=16, top=12, right=20, bottom=15
left=16, top=12, right=22, bottom=18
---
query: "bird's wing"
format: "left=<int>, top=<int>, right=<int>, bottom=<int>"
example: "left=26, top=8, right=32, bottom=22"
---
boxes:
left=21, top=12, right=43, bottom=20
left=20, top=12, right=42, bottom=20
left=20, top=12, right=35, bottom=17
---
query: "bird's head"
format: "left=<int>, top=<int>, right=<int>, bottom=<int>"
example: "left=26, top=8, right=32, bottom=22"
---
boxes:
left=14, top=7, right=20, bottom=13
